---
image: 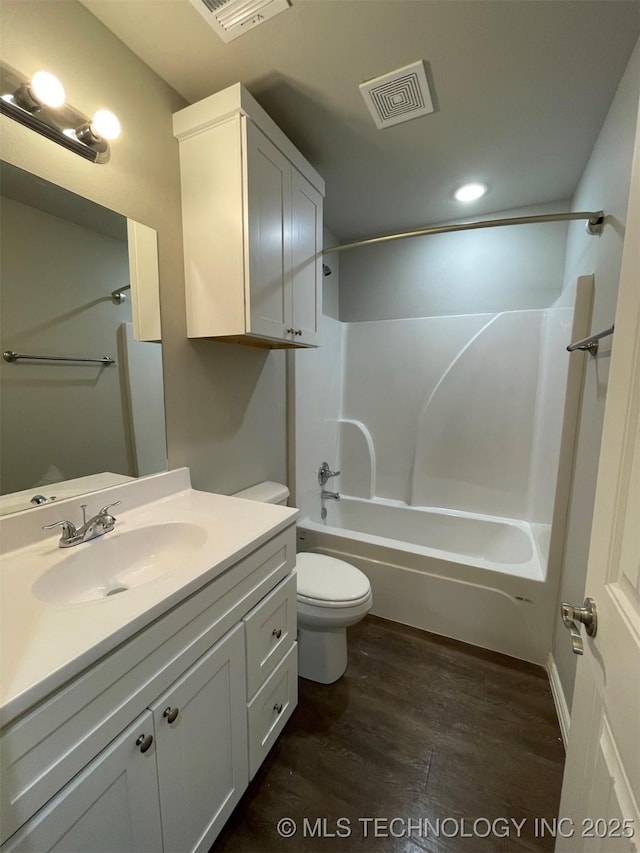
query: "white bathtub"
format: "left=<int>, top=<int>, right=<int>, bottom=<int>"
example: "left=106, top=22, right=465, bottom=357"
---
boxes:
left=296, top=496, right=555, bottom=664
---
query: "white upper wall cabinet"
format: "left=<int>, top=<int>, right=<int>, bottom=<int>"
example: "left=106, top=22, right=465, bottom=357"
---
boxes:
left=173, top=84, right=325, bottom=348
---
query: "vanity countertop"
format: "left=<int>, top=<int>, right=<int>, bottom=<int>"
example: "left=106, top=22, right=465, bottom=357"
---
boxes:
left=0, top=469, right=298, bottom=727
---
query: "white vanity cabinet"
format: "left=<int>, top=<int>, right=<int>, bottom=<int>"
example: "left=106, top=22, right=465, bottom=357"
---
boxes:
left=2, top=711, right=164, bottom=853
left=243, top=572, right=298, bottom=778
left=1, top=523, right=298, bottom=853
left=150, top=624, right=248, bottom=853
left=173, top=83, right=325, bottom=348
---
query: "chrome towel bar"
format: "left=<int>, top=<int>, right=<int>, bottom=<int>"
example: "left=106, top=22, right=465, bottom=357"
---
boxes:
left=3, top=350, right=115, bottom=365
left=567, top=325, right=614, bottom=356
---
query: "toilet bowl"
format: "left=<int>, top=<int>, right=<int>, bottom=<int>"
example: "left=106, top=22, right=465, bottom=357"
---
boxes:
left=233, top=482, right=372, bottom=684
left=295, top=552, right=372, bottom=683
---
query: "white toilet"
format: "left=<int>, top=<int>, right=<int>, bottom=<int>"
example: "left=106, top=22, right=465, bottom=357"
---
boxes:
left=233, top=481, right=372, bottom=684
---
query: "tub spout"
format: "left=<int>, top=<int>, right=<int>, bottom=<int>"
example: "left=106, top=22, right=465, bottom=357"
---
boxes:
left=321, top=489, right=341, bottom=501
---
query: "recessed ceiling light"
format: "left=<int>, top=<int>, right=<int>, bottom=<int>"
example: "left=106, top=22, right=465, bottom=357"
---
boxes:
left=454, top=182, right=487, bottom=202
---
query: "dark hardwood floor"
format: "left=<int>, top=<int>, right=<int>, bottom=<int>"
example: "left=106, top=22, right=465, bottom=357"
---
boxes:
left=214, top=616, right=565, bottom=853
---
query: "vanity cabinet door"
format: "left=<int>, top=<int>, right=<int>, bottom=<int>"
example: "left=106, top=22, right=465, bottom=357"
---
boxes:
left=2, top=711, right=162, bottom=853
left=150, top=622, right=248, bottom=853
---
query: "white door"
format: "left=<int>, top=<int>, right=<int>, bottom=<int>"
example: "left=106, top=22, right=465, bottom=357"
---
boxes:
left=291, top=168, right=322, bottom=346
left=3, top=711, right=163, bottom=853
left=245, top=119, right=292, bottom=342
left=151, top=623, right=248, bottom=853
left=556, top=107, right=640, bottom=851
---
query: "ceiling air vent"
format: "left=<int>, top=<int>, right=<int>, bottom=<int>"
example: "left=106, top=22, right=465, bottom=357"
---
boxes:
left=189, top=0, right=291, bottom=42
left=359, top=60, right=435, bottom=130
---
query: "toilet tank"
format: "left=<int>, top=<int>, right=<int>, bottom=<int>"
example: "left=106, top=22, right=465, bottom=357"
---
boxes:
left=232, top=481, right=289, bottom=506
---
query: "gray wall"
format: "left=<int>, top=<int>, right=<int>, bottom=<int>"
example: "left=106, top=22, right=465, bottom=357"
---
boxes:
left=339, top=202, right=570, bottom=321
left=0, top=0, right=287, bottom=496
left=322, top=226, right=341, bottom=320
left=0, top=197, right=131, bottom=492
left=552, top=41, right=640, bottom=709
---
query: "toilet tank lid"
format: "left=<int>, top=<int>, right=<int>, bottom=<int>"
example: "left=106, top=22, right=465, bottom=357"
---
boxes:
left=232, top=481, right=289, bottom=504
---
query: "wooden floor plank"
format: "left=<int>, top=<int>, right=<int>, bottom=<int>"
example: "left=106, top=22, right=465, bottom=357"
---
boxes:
left=214, top=615, right=565, bottom=853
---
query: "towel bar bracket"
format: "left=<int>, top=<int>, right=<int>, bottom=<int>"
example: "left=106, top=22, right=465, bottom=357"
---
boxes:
left=567, top=324, right=614, bottom=356
left=586, top=213, right=605, bottom=236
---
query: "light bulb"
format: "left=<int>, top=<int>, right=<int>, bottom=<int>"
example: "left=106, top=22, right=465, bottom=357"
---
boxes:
left=30, top=71, right=66, bottom=108
left=454, top=182, right=487, bottom=202
left=90, top=109, right=120, bottom=141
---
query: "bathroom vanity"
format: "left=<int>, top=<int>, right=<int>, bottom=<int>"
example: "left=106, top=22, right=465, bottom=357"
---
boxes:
left=0, top=469, right=298, bottom=852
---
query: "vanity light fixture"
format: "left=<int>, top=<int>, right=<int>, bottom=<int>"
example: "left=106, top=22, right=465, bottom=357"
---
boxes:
left=0, top=64, right=120, bottom=164
left=454, top=182, right=487, bottom=202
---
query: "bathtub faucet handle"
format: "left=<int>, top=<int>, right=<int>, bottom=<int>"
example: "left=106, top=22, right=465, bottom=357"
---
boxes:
left=318, top=461, right=341, bottom=487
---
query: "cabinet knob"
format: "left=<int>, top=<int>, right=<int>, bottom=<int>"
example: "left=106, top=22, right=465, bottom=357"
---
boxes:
left=163, top=706, right=179, bottom=724
left=273, top=702, right=283, bottom=714
left=296, top=329, right=303, bottom=336
left=136, top=733, right=154, bottom=753
left=286, top=328, right=295, bottom=335
left=272, top=627, right=282, bottom=639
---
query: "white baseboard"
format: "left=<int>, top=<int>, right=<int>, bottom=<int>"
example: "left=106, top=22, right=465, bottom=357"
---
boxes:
left=546, top=652, right=570, bottom=750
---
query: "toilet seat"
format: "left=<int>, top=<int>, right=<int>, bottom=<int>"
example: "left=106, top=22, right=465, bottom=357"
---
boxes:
left=295, top=553, right=371, bottom=608
left=297, top=589, right=372, bottom=609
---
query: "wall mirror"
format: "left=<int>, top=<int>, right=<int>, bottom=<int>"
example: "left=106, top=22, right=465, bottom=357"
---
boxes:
left=0, top=162, right=167, bottom=515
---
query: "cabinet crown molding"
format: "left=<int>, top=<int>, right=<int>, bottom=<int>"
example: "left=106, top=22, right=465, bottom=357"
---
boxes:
left=173, top=82, right=324, bottom=195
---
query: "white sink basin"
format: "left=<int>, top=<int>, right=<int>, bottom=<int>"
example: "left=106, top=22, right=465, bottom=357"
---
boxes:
left=32, top=522, right=208, bottom=605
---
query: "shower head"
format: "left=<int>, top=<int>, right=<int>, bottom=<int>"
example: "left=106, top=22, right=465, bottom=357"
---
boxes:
left=322, top=264, right=332, bottom=277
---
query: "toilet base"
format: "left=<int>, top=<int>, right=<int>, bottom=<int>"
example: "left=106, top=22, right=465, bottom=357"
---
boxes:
left=297, top=625, right=348, bottom=684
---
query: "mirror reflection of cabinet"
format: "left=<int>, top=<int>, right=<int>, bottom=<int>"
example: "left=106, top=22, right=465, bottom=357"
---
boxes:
left=0, top=162, right=167, bottom=513
left=127, top=220, right=161, bottom=343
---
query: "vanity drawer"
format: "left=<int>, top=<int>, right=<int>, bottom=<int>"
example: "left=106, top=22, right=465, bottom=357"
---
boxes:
left=247, top=642, right=298, bottom=779
left=243, top=572, right=296, bottom=698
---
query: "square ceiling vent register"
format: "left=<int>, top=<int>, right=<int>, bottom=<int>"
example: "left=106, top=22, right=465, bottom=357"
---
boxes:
left=359, top=61, right=435, bottom=129
left=189, top=0, right=291, bottom=42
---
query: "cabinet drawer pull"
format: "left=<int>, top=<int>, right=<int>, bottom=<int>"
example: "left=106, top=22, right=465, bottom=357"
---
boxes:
left=272, top=627, right=282, bottom=639
left=136, top=733, right=154, bottom=753
left=163, top=706, right=179, bottom=724
left=273, top=702, right=283, bottom=714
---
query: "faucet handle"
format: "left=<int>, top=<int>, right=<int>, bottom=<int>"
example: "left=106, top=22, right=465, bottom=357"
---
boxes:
left=318, top=462, right=341, bottom=486
left=98, top=500, right=121, bottom=516
left=42, top=520, right=77, bottom=541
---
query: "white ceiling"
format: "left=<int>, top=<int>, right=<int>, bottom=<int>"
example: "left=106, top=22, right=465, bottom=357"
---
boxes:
left=80, top=0, right=639, bottom=241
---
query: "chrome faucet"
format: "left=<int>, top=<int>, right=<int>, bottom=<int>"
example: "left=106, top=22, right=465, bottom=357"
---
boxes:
left=43, top=501, right=121, bottom=548
left=318, top=461, right=340, bottom=487
left=321, top=489, right=340, bottom=501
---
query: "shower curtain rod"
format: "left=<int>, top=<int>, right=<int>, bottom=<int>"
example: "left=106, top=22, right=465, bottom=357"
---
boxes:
left=322, top=210, right=604, bottom=255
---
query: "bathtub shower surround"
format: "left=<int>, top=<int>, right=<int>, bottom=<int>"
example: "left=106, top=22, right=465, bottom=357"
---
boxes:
left=295, top=281, right=592, bottom=663
left=297, top=506, right=553, bottom=662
